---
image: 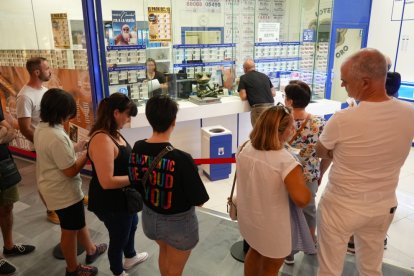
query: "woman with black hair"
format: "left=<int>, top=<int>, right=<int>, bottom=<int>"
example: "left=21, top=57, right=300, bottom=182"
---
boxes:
left=87, top=92, right=148, bottom=276
left=34, top=88, right=107, bottom=276
left=145, top=58, right=167, bottom=97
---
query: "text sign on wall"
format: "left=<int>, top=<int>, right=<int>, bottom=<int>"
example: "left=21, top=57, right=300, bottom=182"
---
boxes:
left=184, top=0, right=223, bottom=13
left=257, top=22, right=280, bottom=42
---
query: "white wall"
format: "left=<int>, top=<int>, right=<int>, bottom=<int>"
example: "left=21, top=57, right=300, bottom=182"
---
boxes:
left=367, top=0, right=401, bottom=67
left=368, top=0, right=414, bottom=82
left=0, top=0, right=84, bottom=50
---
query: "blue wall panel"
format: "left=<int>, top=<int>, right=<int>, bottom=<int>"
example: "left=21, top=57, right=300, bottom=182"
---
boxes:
left=332, top=0, right=372, bottom=24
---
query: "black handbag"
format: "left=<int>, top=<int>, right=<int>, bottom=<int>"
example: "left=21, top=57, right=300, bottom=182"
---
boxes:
left=123, top=145, right=174, bottom=213
left=0, top=153, right=22, bottom=191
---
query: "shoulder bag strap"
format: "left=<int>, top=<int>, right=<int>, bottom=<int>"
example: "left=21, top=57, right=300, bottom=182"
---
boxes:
left=141, top=145, right=174, bottom=193
left=288, top=114, right=312, bottom=145
left=229, top=140, right=250, bottom=201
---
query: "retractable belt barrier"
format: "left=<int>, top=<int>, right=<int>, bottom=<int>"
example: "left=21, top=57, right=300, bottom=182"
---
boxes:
left=193, top=157, right=235, bottom=165
left=9, top=146, right=236, bottom=166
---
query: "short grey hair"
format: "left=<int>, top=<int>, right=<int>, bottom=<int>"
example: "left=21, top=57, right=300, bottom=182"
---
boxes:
left=344, top=48, right=387, bottom=80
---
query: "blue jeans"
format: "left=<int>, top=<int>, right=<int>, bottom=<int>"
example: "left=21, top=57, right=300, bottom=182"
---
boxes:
left=94, top=211, right=138, bottom=275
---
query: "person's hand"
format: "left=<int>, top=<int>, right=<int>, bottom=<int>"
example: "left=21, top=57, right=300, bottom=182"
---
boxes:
left=74, top=140, right=88, bottom=153
left=0, top=126, right=17, bottom=144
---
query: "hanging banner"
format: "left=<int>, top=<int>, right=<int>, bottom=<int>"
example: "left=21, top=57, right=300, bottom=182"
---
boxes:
left=112, top=10, right=138, bottom=46
left=51, top=13, right=70, bottom=49
left=148, top=7, right=172, bottom=42
left=0, top=65, right=93, bottom=151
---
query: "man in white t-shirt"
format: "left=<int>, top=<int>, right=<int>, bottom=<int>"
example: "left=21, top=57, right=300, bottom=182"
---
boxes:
left=315, top=48, right=414, bottom=276
left=16, top=57, right=60, bottom=224
left=16, top=57, right=51, bottom=150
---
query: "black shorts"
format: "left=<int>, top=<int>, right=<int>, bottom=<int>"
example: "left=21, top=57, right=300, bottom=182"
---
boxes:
left=55, top=200, right=85, bottom=230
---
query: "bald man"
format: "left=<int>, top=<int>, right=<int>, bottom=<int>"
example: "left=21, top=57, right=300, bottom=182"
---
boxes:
left=315, top=48, right=414, bottom=275
left=238, top=58, right=275, bottom=126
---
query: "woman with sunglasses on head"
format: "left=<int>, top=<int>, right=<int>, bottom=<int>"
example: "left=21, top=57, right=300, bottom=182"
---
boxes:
left=236, top=104, right=311, bottom=276
left=87, top=93, right=148, bottom=276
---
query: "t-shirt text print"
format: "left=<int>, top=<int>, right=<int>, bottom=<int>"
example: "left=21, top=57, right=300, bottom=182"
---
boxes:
left=129, top=153, right=175, bottom=210
left=129, top=140, right=209, bottom=215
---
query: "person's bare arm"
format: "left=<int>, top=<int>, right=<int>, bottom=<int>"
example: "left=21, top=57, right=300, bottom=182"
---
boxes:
left=315, top=141, right=333, bottom=159
left=239, top=89, right=247, bottom=101
left=18, top=117, right=34, bottom=142
left=88, top=133, right=130, bottom=189
left=318, top=158, right=332, bottom=185
left=61, top=152, right=88, bottom=178
left=284, top=165, right=311, bottom=208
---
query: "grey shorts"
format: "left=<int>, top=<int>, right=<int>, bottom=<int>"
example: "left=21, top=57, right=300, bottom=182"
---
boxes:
left=142, top=205, right=199, bottom=251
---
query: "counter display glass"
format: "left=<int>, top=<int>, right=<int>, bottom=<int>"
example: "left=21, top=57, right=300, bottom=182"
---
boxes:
left=99, top=0, right=333, bottom=104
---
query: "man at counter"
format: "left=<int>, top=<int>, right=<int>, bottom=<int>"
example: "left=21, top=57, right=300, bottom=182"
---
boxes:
left=238, top=58, right=275, bottom=126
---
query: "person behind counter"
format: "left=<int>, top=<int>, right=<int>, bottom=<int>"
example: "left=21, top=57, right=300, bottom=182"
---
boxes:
left=146, top=58, right=168, bottom=98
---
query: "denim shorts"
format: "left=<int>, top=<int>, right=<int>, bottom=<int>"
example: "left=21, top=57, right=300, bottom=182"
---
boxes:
left=142, top=205, right=199, bottom=251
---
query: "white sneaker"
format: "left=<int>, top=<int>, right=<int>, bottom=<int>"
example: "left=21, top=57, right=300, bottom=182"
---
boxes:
left=115, top=271, right=129, bottom=276
left=124, top=252, right=149, bottom=270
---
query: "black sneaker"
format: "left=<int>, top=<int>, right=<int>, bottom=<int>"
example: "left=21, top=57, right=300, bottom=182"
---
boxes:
left=284, top=254, right=294, bottom=265
left=65, top=264, right=98, bottom=276
left=347, top=242, right=355, bottom=255
left=0, top=258, right=16, bottom=275
left=3, top=244, right=35, bottom=256
left=85, top=243, right=107, bottom=264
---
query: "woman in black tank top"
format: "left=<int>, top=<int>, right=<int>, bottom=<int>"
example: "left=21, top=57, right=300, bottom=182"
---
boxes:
left=87, top=93, right=148, bottom=276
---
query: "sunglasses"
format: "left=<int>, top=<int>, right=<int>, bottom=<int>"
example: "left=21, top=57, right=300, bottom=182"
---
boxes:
left=274, top=102, right=291, bottom=116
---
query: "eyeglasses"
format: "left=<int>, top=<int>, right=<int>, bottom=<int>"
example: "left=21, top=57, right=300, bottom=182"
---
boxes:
left=122, top=28, right=130, bottom=31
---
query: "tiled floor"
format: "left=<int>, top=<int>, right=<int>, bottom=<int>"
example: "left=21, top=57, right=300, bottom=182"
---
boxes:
left=6, top=152, right=414, bottom=275
left=201, top=148, right=414, bottom=273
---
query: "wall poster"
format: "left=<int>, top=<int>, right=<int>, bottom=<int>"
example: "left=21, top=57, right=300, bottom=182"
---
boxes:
left=148, top=7, right=172, bottom=42
left=112, top=10, right=137, bottom=46
left=50, top=13, right=70, bottom=49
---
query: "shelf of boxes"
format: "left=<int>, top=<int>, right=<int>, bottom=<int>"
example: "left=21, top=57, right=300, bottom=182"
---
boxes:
left=106, top=45, right=150, bottom=103
left=173, top=43, right=235, bottom=65
left=0, top=49, right=89, bottom=70
left=254, top=42, right=301, bottom=78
